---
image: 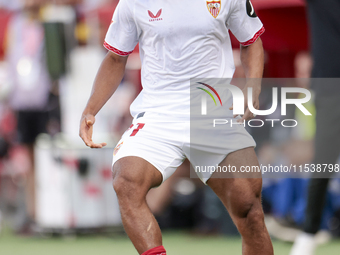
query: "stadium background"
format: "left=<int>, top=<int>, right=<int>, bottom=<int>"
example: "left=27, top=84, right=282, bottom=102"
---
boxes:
left=0, top=0, right=339, bottom=254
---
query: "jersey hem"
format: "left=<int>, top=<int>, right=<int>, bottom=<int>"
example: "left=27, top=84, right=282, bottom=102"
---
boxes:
left=240, top=26, right=265, bottom=46
left=103, top=41, right=133, bottom=56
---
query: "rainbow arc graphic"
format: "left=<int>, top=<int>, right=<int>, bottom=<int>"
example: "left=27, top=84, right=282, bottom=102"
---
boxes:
left=197, top=82, right=223, bottom=106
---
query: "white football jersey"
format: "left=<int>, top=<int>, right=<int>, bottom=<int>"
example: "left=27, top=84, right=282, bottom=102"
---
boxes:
left=104, top=0, right=264, bottom=118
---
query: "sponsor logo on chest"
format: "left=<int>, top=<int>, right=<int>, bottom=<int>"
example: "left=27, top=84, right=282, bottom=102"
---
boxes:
left=148, top=9, right=163, bottom=22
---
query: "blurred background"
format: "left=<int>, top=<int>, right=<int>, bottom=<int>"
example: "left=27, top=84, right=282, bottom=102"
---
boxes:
left=0, top=0, right=340, bottom=254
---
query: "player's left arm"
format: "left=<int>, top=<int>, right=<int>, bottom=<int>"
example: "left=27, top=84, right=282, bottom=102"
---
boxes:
left=226, top=0, right=265, bottom=121
left=238, top=38, right=264, bottom=122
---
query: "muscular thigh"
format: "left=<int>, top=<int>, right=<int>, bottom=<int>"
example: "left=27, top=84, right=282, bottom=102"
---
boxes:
left=113, top=156, right=163, bottom=188
left=207, top=147, right=262, bottom=215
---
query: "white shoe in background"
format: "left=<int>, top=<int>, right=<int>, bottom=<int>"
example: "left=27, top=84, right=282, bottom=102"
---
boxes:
left=290, top=232, right=317, bottom=255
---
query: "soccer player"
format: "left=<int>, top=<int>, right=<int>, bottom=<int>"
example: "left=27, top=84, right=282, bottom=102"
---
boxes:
left=79, top=0, right=273, bottom=254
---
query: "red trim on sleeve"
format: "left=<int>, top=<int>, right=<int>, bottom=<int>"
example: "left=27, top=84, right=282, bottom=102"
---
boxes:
left=103, top=41, right=133, bottom=56
left=240, top=26, right=265, bottom=46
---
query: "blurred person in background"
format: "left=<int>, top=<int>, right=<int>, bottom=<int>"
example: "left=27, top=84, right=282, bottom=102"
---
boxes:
left=5, top=0, right=51, bottom=234
left=290, top=0, right=340, bottom=254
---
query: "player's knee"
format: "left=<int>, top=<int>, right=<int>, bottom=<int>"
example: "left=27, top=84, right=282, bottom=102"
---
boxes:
left=236, top=201, right=264, bottom=232
left=246, top=204, right=264, bottom=225
left=112, top=162, right=148, bottom=203
left=233, top=182, right=263, bottom=222
left=112, top=175, right=125, bottom=196
left=113, top=174, right=140, bottom=200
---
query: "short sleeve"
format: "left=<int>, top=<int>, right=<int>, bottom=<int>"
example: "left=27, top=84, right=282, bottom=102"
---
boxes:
left=104, top=0, right=139, bottom=56
left=226, top=0, right=265, bottom=46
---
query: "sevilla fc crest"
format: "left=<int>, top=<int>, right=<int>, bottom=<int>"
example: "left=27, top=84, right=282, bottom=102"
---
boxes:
left=207, top=0, right=221, bottom=18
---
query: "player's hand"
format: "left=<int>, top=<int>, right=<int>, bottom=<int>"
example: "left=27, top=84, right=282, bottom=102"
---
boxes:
left=229, top=84, right=260, bottom=123
left=79, top=114, right=107, bottom=148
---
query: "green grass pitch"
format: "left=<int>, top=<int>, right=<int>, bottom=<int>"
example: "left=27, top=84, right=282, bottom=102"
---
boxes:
left=1, top=229, right=340, bottom=255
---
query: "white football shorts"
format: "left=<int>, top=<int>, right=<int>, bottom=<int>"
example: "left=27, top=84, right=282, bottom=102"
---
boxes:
left=112, top=112, right=256, bottom=184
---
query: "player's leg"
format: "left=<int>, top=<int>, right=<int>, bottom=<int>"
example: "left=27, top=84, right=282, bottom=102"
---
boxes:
left=290, top=95, right=340, bottom=255
left=112, top=115, right=185, bottom=254
left=207, top=147, right=273, bottom=255
left=17, top=110, right=48, bottom=234
left=147, top=159, right=190, bottom=216
left=112, top=156, right=165, bottom=255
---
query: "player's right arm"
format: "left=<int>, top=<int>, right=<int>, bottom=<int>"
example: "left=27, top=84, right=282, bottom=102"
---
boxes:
left=79, top=52, right=128, bottom=148
left=80, top=0, right=138, bottom=148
